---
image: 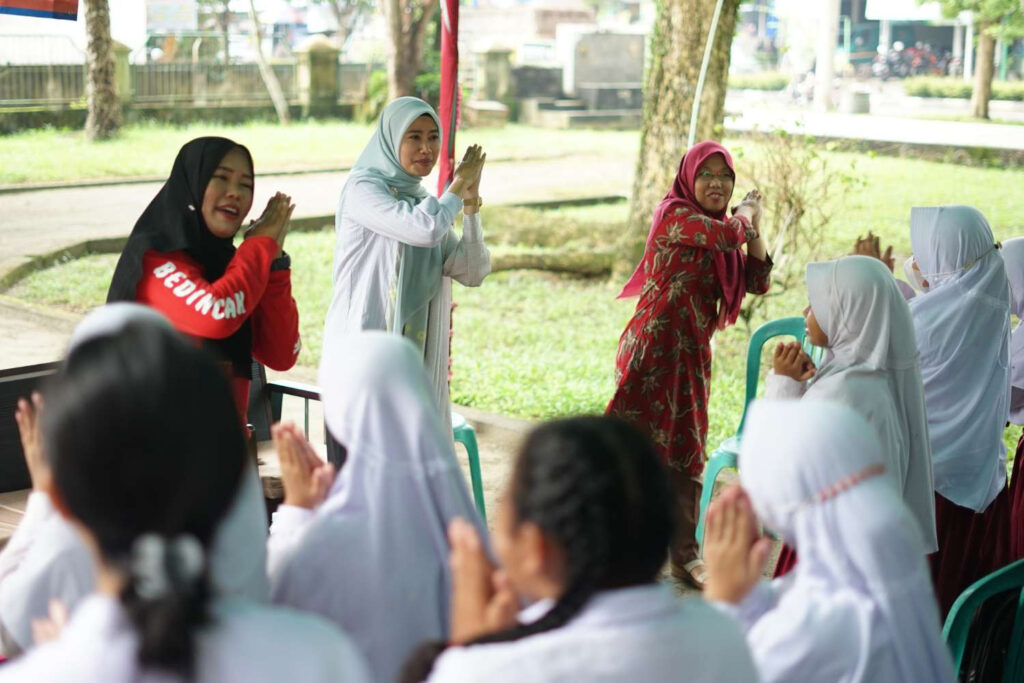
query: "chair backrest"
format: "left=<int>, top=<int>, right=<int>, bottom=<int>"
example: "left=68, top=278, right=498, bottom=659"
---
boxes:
left=247, top=359, right=282, bottom=442
left=943, top=557, right=1024, bottom=682
left=0, top=362, right=60, bottom=493
left=736, top=316, right=823, bottom=435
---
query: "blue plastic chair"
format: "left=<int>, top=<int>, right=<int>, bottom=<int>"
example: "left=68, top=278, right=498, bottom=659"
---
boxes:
left=695, top=316, right=822, bottom=548
left=943, top=558, right=1024, bottom=682
left=452, top=411, right=487, bottom=523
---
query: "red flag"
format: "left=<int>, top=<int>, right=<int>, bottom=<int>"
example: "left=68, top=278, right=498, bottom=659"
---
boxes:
left=437, top=0, right=459, bottom=196
left=0, top=0, right=78, bottom=20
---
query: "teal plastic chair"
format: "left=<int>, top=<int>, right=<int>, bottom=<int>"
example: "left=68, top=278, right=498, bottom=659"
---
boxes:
left=452, top=411, right=487, bottom=522
left=696, top=316, right=822, bottom=548
left=943, top=558, right=1024, bottom=682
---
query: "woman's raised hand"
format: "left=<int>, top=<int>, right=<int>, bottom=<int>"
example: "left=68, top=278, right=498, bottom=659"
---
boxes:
left=451, top=145, right=486, bottom=198
left=702, top=486, right=771, bottom=605
left=852, top=231, right=895, bottom=272
left=448, top=517, right=517, bottom=644
left=15, top=392, right=50, bottom=493
left=773, top=341, right=816, bottom=381
left=245, top=192, right=295, bottom=255
left=733, top=189, right=763, bottom=225
left=273, top=422, right=335, bottom=510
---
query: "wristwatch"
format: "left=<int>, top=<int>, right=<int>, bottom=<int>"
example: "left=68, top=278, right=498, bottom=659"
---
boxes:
left=270, top=251, right=291, bottom=271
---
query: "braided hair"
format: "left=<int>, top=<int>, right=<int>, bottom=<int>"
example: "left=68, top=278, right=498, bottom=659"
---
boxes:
left=471, top=415, right=675, bottom=645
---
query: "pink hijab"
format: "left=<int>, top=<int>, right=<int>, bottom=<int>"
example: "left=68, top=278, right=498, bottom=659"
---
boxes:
left=617, top=141, right=747, bottom=329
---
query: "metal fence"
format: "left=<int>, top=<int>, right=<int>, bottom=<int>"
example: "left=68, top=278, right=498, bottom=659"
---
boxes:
left=0, top=64, right=86, bottom=106
left=131, top=62, right=298, bottom=105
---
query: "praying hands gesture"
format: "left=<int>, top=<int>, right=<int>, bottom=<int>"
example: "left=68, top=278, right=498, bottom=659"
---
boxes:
left=273, top=422, right=336, bottom=510
left=245, top=192, right=295, bottom=257
left=449, top=145, right=487, bottom=215
left=773, top=341, right=816, bottom=381
left=15, top=392, right=50, bottom=493
left=852, top=231, right=895, bottom=272
left=702, top=486, right=772, bottom=605
left=448, top=517, right=518, bottom=645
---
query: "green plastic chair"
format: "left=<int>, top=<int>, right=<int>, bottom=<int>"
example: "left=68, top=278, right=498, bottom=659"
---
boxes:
left=943, top=558, right=1024, bottom=682
left=696, top=316, right=822, bottom=548
left=452, top=411, right=487, bottom=522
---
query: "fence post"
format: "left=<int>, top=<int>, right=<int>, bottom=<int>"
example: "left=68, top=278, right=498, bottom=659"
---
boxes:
left=295, top=36, right=340, bottom=119
left=112, top=40, right=132, bottom=105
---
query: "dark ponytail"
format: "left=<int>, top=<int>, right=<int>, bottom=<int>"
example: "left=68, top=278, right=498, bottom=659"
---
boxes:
left=401, top=417, right=675, bottom=681
left=43, top=322, right=246, bottom=679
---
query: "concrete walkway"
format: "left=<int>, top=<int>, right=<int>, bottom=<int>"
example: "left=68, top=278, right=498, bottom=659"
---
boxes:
left=0, top=153, right=632, bottom=287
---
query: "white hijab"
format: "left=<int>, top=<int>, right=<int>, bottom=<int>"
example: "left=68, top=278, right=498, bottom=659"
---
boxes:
left=739, top=399, right=955, bottom=683
left=1001, top=237, right=1024, bottom=424
left=802, top=256, right=936, bottom=551
left=908, top=205, right=1010, bottom=512
left=269, top=332, right=485, bottom=683
left=0, top=304, right=269, bottom=652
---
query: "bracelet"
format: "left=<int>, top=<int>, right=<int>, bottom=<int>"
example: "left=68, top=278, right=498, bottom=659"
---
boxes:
left=462, top=197, right=483, bottom=209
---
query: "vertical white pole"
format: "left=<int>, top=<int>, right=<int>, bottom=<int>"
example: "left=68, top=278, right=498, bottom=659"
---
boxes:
left=814, top=0, right=841, bottom=112
left=688, top=0, right=726, bottom=149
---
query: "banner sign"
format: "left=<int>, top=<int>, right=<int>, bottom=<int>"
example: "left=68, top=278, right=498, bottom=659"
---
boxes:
left=0, top=0, right=79, bottom=21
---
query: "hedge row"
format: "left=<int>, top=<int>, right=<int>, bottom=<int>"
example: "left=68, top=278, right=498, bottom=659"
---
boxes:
left=903, top=76, right=1024, bottom=101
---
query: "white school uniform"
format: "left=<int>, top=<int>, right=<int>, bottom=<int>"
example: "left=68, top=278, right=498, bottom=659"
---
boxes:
left=426, top=584, right=758, bottom=683
left=1001, top=237, right=1024, bottom=424
left=0, top=593, right=371, bottom=683
left=0, top=304, right=270, bottom=654
left=267, top=332, right=486, bottom=683
left=765, top=256, right=937, bottom=551
left=324, top=177, right=490, bottom=431
left=908, top=205, right=1010, bottom=512
left=723, top=400, right=955, bottom=683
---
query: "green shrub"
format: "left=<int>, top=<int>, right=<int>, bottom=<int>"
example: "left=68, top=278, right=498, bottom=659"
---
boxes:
left=903, top=76, right=1024, bottom=102
left=728, top=71, right=788, bottom=91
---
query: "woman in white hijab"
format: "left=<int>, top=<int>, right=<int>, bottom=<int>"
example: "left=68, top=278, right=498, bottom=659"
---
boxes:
left=906, top=205, right=1011, bottom=614
left=3, top=303, right=270, bottom=655
left=323, top=97, right=489, bottom=458
left=703, top=399, right=955, bottom=683
left=1001, top=237, right=1024, bottom=559
left=766, top=255, right=937, bottom=566
left=266, top=332, right=486, bottom=683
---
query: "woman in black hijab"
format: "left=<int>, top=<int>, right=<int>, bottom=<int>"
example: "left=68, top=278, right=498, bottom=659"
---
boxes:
left=107, top=137, right=300, bottom=414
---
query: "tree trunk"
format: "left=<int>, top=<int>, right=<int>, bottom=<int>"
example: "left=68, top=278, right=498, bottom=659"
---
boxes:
left=383, top=0, right=439, bottom=100
left=971, top=23, right=996, bottom=120
left=248, top=0, right=290, bottom=123
left=330, top=2, right=357, bottom=49
left=616, top=0, right=740, bottom=277
left=83, top=0, right=122, bottom=141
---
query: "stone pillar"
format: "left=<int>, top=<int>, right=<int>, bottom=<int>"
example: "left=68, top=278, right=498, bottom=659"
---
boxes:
left=953, top=23, right=964, bottom=63
left=112, top=40, right=131, bottom=105
left=878, top=19, right=891, bottom=54
left=814, top=0, right=840, bottom=112
left=295, top=35, right=340, bottom=119
left=473, top=48, right=513, bottom=101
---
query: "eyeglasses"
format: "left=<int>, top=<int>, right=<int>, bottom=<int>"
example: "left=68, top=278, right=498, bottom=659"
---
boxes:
left=695, top=170, right=735, bottom=183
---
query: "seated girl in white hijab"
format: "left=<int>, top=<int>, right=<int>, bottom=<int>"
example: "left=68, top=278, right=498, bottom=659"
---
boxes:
left=1000, top=237, right=1024, bottom=560
left=266, top=332, right=487, bottom=683
left=0, top=317, right=369, bottom=681
left=2, top=304, right=270, bottom=656
left=703, top=399, right=955, bottom=683
left=905, top=205, right=1011, bottom=615
left=401, top=416, right=758, bottom=683
left=766, top=255, right=937, bottom=563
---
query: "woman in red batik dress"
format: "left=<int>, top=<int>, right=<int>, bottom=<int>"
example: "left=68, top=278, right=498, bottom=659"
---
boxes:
left=607, top=141, right=771, bottom=589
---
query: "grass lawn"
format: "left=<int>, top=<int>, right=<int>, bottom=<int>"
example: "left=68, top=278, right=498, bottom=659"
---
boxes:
left=0, top=121, right=640, bottom=185
left=8, top=141, right=1024, bottom=456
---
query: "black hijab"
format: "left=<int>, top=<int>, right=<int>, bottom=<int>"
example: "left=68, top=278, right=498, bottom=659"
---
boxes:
left=107, top=137, right=254, bottom=379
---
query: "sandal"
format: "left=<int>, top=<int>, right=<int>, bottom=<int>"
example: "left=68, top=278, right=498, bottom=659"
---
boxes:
left=673, top=559, right=707, bottom=591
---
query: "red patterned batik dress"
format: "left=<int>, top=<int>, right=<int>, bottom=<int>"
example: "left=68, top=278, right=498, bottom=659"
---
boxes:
left=606, top=207, right=772, bottom=474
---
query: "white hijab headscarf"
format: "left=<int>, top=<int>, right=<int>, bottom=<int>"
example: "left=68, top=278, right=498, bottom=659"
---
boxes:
left=739, top=399, right=955, bottom=683
left=269, top=332, right=485, bottom=683
left=1001, top=237, right=1024, bottom=425
left=0, top=304, right=269, bottom=652
left=802, top=255, right=936, bottom=551
left=908, top=205, right=1010, bottom=512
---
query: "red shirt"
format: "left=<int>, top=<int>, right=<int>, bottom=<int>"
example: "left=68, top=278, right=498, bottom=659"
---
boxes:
left=135, top=236, right=301, bottom=413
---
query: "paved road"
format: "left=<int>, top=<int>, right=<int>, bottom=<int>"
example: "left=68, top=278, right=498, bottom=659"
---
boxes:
left=0, top=153, right=632, bottom=283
